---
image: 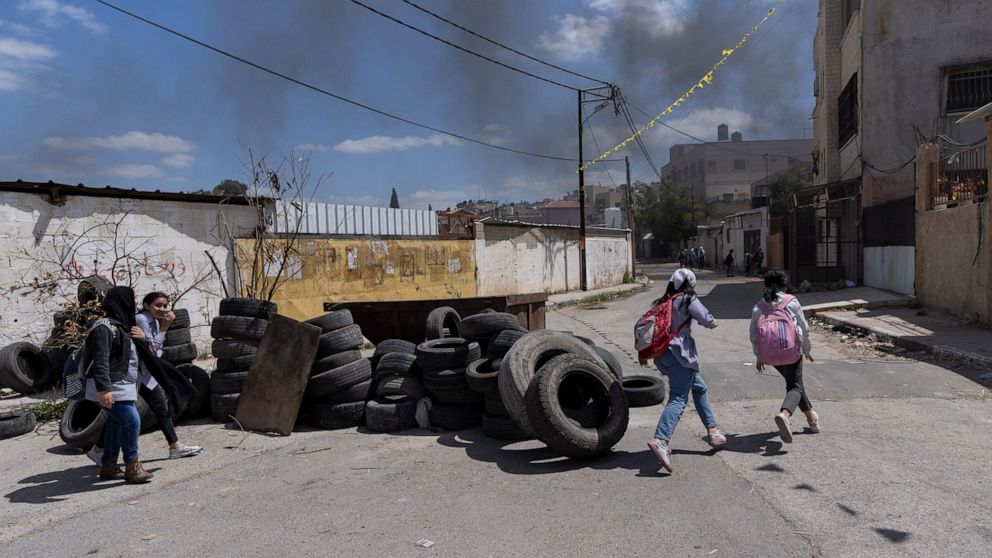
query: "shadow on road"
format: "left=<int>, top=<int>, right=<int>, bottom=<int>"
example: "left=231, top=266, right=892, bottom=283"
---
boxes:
left=699, top=282, right=765, bottom=321
left=5, top=466, right=121, bottom=504
left=722, top=431, right=787, bottom=456
left=434, top=430, right=665, bottom=477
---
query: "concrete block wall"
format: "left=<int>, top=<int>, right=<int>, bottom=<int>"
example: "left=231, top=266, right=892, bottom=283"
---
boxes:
left=474, top=222, right=630, bottom=296
left=0, top=191, right=257, bottom=348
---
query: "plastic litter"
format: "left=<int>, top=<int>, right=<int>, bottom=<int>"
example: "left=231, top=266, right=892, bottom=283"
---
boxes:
left=415, top=539, right=435, bottom=548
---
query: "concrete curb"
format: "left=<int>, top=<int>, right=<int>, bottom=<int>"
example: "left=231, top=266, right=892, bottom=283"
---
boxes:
left=802, top=296, right=916, bottom=320
left=546, top=281, right=648, bottom=310
left=814, top=313, right=992, bottom=369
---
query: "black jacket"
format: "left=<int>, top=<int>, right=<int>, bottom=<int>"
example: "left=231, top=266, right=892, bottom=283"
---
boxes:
left=85, top=320, right=131, bottom=393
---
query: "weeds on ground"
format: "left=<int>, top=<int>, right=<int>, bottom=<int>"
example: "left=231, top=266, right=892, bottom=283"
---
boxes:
left=32, top=397, right=68, bottom=422
left=623, top=272, right=635, bottom=284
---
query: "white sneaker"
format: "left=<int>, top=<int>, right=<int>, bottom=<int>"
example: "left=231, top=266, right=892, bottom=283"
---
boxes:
left=86, top=447, right=103, bottom=466
left=775, top=413, right=793, bottom=444
left=647, top=439, right=674, bottom=472
left=168, top=444, right=203, bottom=459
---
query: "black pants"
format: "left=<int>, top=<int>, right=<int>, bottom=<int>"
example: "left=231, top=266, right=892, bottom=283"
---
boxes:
left=140, top=384, right=178, bottom=446
left=774, top=359, right=812, bottom=414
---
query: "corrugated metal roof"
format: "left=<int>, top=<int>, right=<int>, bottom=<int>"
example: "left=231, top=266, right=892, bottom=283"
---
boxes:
left=272, top=200, right=439, bottom=236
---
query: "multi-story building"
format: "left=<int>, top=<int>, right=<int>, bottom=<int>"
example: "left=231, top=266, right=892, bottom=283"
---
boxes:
left=661, top=128, right=811, bottom=209
left=810, top=0, right=991, bottom=294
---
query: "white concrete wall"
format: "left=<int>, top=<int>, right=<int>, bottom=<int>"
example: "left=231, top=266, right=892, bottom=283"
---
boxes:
left=864, top=246, right=915, bottom=295
left=475, top=222, right=630, bottom=295
left=0, top=191, right=257, bottom=349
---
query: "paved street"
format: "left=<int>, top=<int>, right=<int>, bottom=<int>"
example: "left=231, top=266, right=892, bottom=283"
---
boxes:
left=2, top=263, right=990, bottom=557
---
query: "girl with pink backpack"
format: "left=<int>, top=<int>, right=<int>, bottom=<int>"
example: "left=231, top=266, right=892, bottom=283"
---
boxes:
left=749, top=270, right=819, bottom=443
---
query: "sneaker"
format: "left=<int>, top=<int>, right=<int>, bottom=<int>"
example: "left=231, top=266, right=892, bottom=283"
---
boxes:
left=807, top=411, right=820, bottom=434
left=647, top=439, right=674, bottom=473
left=707, top=429, right=727, bottom=448
left=86, top=447, right=104, bottom=466
left=169, top=444, right=203, bottom=459
left=775, top=413, right=793, bottom=444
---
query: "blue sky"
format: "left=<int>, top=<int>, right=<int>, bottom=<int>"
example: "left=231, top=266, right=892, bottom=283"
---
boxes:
left=0, top=0, right=816, bottom=210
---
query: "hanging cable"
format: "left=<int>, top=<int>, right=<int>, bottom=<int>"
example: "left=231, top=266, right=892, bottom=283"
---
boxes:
left=94, top=0, right=617, bottom=164
left=583, top=105, right=619, bottom=189
left=349, top=0, right=580, bottom=91
left=400, top=0, right=611, bottom=86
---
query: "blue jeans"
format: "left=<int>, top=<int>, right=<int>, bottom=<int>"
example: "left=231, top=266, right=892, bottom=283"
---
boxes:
left=653, top=349, right=718, bottom=441
left=102, top=401, right=140, bottom=465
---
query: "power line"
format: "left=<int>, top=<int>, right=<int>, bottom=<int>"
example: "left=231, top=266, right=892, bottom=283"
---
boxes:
left=400, top=0, right=610, bottom=87
left=350, top=0, right=580, bottom=91
left=583, top=105, right=619, bottom=189
left=617, top=99, right=662, bottom=179
left=94, top=0, right=604, bottom=164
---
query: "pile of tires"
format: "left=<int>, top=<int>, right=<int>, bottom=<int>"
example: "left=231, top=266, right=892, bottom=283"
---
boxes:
left=301, top=310, right=371, bottom=430
left=209, top=298, right=276, bottom=422
left=0, top=342, right=57, bottom=395
left=363, top=339, right=419, bottom=432
left=161, top=308, right=196, bottom=366
left=59, top=395, right=158, bottom=449
left=498, top=330, right=630, bottom=458
left=418, top=337, right=484, bottom=431
left=466, top=328, right=529, bottom=440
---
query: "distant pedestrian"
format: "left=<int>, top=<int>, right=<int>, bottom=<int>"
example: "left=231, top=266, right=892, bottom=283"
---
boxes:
left=646, top=269, right=727, bottom=473
left=678, top=248, right=687, bottom=268
left=724, top=249, right=735, bottom=277
left=699, top=246, right=707, bottom=269
left=750, top=270, right=819, bottom=443
left=755, top=249, right=765, bottom=274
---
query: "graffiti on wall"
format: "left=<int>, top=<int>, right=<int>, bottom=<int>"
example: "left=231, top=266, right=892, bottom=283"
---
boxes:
left=62, top=253, right=189, bottom=281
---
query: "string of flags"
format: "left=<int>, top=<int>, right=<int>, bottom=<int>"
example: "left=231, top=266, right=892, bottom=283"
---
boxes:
left=579, top=0, right=785, bottom=173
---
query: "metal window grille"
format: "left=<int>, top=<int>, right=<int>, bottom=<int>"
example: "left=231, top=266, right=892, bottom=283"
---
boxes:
left=929, top=144, right=988, bottom=209
left=946, top=68, right=992, bottom=113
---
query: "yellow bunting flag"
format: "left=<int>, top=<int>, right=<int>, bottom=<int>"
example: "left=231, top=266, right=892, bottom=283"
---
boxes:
left=579, top=0, right=785, bottom=173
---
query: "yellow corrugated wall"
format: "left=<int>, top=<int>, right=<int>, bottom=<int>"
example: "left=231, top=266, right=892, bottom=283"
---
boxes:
left=238, top=238, right=477, bottom=321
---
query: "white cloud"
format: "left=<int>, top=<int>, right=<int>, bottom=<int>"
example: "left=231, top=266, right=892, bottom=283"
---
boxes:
left=0, top=18, right=38, bottom=37
left=160, top=153, right=194, bottom=168
left=18, top=0, right=106, bottom=34
left=333, top=134, right=461, bottom=155
left=0, top=37, right=56, bottom=61
left=295, top=143, right=330, bottom=153
left=0, top=68, right=28, bottom=92
left=588, top=0, right=687, bottom=38
left=537, top=14, right=610, bottom=61
left=0, top=37, right=56, bottom=93
left=480, top=123, right=513, bottom=145
left=42, top=131, right=195, bottom=153
left=103, top=164, right=164, bottom=179
left=403, top=189, right=466, bottom=210
left=644, top=107, right=766, bottom=147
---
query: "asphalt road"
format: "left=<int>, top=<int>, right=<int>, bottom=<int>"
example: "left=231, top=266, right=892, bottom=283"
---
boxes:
left=2, top=263, right=989, bottom=557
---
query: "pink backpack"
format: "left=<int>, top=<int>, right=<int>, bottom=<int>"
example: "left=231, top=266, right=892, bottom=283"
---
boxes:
left=755, top=294, right=801, bottom=365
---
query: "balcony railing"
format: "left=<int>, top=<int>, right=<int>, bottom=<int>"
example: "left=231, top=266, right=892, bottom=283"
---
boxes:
left=930, top=144, right=987, bottom=209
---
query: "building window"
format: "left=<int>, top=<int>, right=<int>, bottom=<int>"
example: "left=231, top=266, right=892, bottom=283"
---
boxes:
left=946, top=66, right=992, bottom=114
left=842, top=0, right=860, bottom=28
left=733, top=159, right=746, bottom=170
left=838, top=74, right=858, bottom=146
left=722, top=193, right=734, bottom=201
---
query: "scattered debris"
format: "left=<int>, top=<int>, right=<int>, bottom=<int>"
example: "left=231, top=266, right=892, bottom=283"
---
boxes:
left=415, top=539, right=435, bottom=548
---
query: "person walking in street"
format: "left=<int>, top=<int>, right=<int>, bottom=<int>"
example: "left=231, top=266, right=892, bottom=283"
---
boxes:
left=646, top=269, right=727, bottom=473
left=84, top=286, right=154, bottom=484
left=724, top=249, right=735, bottom=277
left=87, top=291, right=203, bottom=465
left=750, top=270, right=819, bottom=443
left=744, top=251, right=753, bottom=276
left=755, top=249, right=765, bottom=275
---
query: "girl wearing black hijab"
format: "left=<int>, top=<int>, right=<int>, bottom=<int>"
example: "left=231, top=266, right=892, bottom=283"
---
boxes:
left=83, top=286, right=153, bottom=484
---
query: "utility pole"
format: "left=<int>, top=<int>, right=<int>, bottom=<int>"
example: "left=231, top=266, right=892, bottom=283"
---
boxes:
left=577, top=89, right=588, bottom=291
left=577, top=85, right=615, bottom=292
left=626, top=156, right=636, bottom=277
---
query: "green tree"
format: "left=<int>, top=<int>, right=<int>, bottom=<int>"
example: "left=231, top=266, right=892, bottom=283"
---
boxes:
left=213, top=179, right=249, bottom=197
left=756, top=163, right=813, bottom=216
left=635, top=180, right=704, bottom=246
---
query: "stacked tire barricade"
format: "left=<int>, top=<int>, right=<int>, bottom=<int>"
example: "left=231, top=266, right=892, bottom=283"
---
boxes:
left=300, top=310, right=371, bottom=430
left=209, top=298, right=277, bottom=422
